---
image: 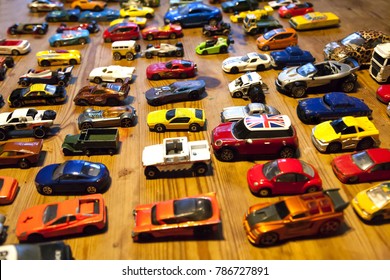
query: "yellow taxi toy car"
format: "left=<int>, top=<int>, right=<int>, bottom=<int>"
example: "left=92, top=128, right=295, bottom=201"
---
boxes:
left=289, top=12, right=340, bottom=31
left=36, top=49, right=81, bottom=67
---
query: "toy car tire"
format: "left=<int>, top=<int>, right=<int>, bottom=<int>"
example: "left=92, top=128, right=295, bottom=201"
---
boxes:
left=11, top=100, right=22, bottom=107
left=279, top=146, right=295, bottom=158
left=357, top=137, right=374, bottom=150
left=37, top=29, right=45, bottom=35
left=0, top=129, right=8, bottom=141
left=151, top=74, right=160, bottom=80
left=144, top=166, right=160, bottom=179
left=154, top=124, right=166, bottom=133
left=93, top=77, right=102, bottom=84
left=86, top=186, right=97, bottom=194
left=189, top=123, right=201, bottom=132
left=33, top=127, right=47, bottom=139
left=146, top=34, right=154, bottom=41
left=19, top=79, right=29, bottom=87
left=193, top=163, right=208, bottom=176
left=217, top=148, right=236, bottom=162
left=113, top=52, right=121, bottom=61
left=62, top=148, right=72, bottom=156
left=341, top=81, right=355, bottom=93
left=81, top=122, right=93, bottom=130
left=347, top=176, right=359, bottom=184
left=220, top=46, right=227, bottom=53
left=202, top=50, right=208, bottom=55
left=189, top=91, right=200, bottom=100
left=120, top=118, right=133, bottom=127
left=5, top=57, right=14, bottom=68
left=18, top=159, right=31, bottom=169
left=83, top=225, right=98, bottom=235
left=9, top=29, right=16, bottom=35
left=104, top=38, right=112, bottom=43
left=42, top=186, right=53, bottom=195
left=179, top=73, right=187, bottom=79
left=258, top=188, right=271, bottom=197
left=145, top=52, right=153, bottom=59
left=169, top=33, right=177, bottom=39
left=145, top=13, right=153, bottom=19
left=326, top=142, right=342, bottom=153
left=30, top=7, right=38, bottom=13
left=69, top=59, right=78, bottom=65
left=291, top=85, right=306, bottom=98
left=258, top=232, right=279, bottom=246
left=27, top=234, right=44, bottom=243
left=318, top=220, right=340, bottom=235
left=79, top=38, right=87, bottom=45
left=233, top=91, right=243, bottom=98
left=223, top=29, right=230, bottom=36
left=203, top=30, right=211, bottom=37
left=175, top=50, right=183, bottom=57
left=261, top=45, right=270, bottom=51
left=53, top=41, right=61, bottom=47
left=11, top=49, right=20, bottom=55
left=305, top=186, right=320, bottom=193
left=40, top=60, right=51, bottom=67
left=256, top=64, right=265, bottom=71
left=230, top=67, right=239, bottom=74
left=209, top=18, right=218, bottom=26
left=125, top=52, right=134, bottom=61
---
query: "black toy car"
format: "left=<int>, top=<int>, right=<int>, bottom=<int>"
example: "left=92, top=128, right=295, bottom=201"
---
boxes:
left=0, top=241, right=73, bottom=260
left=7, top=23, right=49, bottom=35
left=203, top=21, right=231, bottom=37
left=9, top=84, right=67, bottom=107
left=18, top=66, right=73, bottom=87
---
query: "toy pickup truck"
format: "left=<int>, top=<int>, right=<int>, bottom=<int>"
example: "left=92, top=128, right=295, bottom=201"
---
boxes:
left=142, top=137, right=211, bottom=179
left=62, top=128, right=119, bottom=156
left=0, top=56, right=14, bottom=81
left=243, top=14, right=282, bottom=35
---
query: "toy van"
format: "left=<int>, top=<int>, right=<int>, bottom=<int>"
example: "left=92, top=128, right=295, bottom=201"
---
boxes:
left=111, top=40, right=140, bottom=61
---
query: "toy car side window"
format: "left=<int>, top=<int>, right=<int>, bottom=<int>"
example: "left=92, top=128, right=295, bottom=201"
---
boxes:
left=341, top=126, right=357, bottom=134
left=170, top=117, right=190, bottom=124
left=276, top=173, right=296, bottom=183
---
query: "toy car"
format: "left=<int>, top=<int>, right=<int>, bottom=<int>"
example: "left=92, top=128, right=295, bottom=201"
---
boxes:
left=0, top=38, right=31, bottom=55
left=0, top=108, right=56, bottom=140
left=141, top=24, right=183, bottom=40
left=132, top=192, right=220, bottom=241
left=142, top=43, right=184, bottom=59
left=0, top=241, right=73, bottom=260
left=0, top=176, right=19, bottom=205
left=147, top=108, right=206, bottom=132
left=35, top=160, right=110, bottom=195
left=221, top=103, right=280, bottom=122
left=170, top=0, right=202, bottom=7
left=376, top=84, right=390, bottom=104
left=230, top=6, right=274, bottom=23
left=297, top=92, right=372, bottom=124
left=78, top=106, right=137, bottom=129
left=289, top=12, right=340, bottom=31
left=222, top=52, right=271, bottom=74
left=16, top=194, right=107, bottom=242
left=243, top=14, right=283, bottom=35
left=79, top=8, right=120, bottom=22
left=202, top=21, right=231, bottom=37
left=331, top=148, right=390, bottom=184
left=28, top=0, right=64, bottom=13
left=278, top=2, right=314, bottom=18
left=256, top=28, right=297, bottom=51
left=221, top=0, right=258, bottom=13
left=0, top=215, right=6, bottom=244
left=111, top=40, right=140, bottom=61
left=70, top=0, right=107, bottom=11
left=196, top=37, right=234, bottom=55
left=110, top=17, right=147, bottom=29
left=8, top=23, right=49, bottom=35
left=212, top=114, right=299, bottom=161
left=119, top=5, right=154, bottom=18
left=145, top=80, right=206, bottom=106
left=352, top=182, right=390, bottom=222
left=268, top=0, right=301, bottom=9
left=18, top=66, right=73, bottom=87
left=49, top=30, right=90, bottom=47
left=247, top=158, right=322, bottom=197
left=88, top=65, right=135, bottom=84
left=103, top=22, right=140, bottom=42
left=0, top=56, right=14, bottom=81
left=228, top=72, right=267, bottom=103
left=9, top=84, right=67, bottom=107
left=164, top=2, right=222, bottom=28
left=74, top=78, right=130, bottom=106
left=0, top=140, right=43, bottom=169
left=36, top=49, right=81, bottom=67
left=324, top=30, right=390, bottom=67
left=121, top=0, right=160, bottom=8
left=275, top=60, right=359, bottom=98
left=243, top=189, right=349, bottom=246
left=56, top=22, right=100, bottom=34
left=146, top=59, right=197, bottom=80
left=270, top=46, right=315, bottom=68
left=45, top=9, right=81, bottom=22
left=311, top=116, right=380, bottom=153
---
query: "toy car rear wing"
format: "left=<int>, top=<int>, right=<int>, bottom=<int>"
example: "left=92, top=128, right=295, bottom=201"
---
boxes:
left=324, top=189, right=349, bottom=212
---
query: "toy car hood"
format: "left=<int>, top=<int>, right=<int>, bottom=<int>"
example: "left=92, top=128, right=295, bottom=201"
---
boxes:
left=246, top=203, right=283, bottom=228
left=312, top=122, right=339, bottom=143
left=222, top=56, right=245, bottom=67
left=332, top=154, right=361, bottom=177
left=147, top=63, right=167, bottom=72
left=145, top=86, right=171, bottom=101
left=222, top=106, right=248, bottom=121
left=35, top=164, right=58, bottom=186
left=277, top=66, right=304, bottom=83
left=16, top=204, right=47, bottom=235
left=142, top=144, right=165, bottom=166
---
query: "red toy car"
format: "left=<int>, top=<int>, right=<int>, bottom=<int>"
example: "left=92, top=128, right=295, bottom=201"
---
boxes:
left=16, top=194, right=107, bottom=242
left=331, top=148, right=390, bottom=184
left=57, top=22, right=100, bottom=34
left=247, top=158, right=322, bottom=197
left=103, top=22, right=140, bottom=43
left=0, top=176, right=19, bottom=205
left=132, top=192, right=221, bottom=242
left=278, top=2, right=314, bottom=18
left=376, top=84, right=390, bottom=104
left=141, top=24, right=183, bottom=41
left=146, top=59, right=197, bottom=80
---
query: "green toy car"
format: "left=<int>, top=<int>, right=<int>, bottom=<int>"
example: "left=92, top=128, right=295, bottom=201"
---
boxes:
left=195, top=37, right=234, bottom=55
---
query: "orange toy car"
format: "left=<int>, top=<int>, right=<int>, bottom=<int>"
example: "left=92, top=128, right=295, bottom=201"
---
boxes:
left=132, top=192, right=221, bottom=242
left=243, top=189, right=349, bottom=246
left=70, top=0, right=107, bottom=11
left=16, top=194, right=107, bottom=242
left=0, top=140, right=43, bottom=169
left=0, top=176, right=18, bottom=205
left=256, top=28, right=297, bottom=51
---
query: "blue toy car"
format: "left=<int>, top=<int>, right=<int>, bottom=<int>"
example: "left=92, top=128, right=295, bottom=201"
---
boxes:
left=35, top=160, right=110, bottom=195
left=164, top=2, right=222, bottom=28
left=270, top=46, right=315, bottom=69
left=46, top=9, right=81, bottom=22
left=79, top=8, right=120, bottom=22
left=297, top=92, right=373, bottom=124
left=48, top=30, right=90, bottom=47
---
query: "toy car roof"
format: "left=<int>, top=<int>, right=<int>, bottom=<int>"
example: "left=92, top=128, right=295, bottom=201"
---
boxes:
left=243, top=114, right=291, bottom=131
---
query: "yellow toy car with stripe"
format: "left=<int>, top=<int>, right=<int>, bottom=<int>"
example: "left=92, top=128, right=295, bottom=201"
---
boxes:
left=147, top=108, right=206, bottom=132
left=230, top=6, right=273, bottom=23
left=289, top=12, right=340, bottom=31
left=110, top=17, right=147, bottom=29
left=36, top=49, right=81, bottom=67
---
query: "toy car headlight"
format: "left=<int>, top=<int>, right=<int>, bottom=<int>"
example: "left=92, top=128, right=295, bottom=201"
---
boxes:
left=215, top=139, right=223, bottom=146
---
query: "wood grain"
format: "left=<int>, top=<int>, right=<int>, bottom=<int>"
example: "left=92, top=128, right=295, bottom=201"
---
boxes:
left=0, top=0, right=389, bottom=260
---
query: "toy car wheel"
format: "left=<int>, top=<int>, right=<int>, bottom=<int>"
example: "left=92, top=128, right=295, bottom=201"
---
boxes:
left=341, top=81, right=355, bottom=93
left=279, top=146, right=295, bottom=158
left=151, top=74, right=160, bottom=80
left=220, top=46, right=227, bottom=53
left=46, top=98, right=56, bottom=105
left=146, top=34, right=154, bottom=41
left=20, top=80, right=29, bottom=87
left=193, top=163, right=208, bottom=176
left=318, top=220, right=340, bottom=235
left=42, top=186, right=53, bottom=195
left=145, top=52, right=153, bottom=59
left=223, top=29, right=230, bottom=36
left=144, top=166, right=160, bottom=179
left=86, top=186, right=97, bottom=194
left=81, top=122, right=93, bottom=130
left=0, top=129, right=8, bottom=141
left=291, top=85, right=306, bottom=98
left=30, top=7, right=38, bottom=13
left=37, top=29, right=45, bottom=35
left=33, top=127, right=47, bottom=139
left=230, top=67, right=239, bottom=74
left=372, top=215, right=384, bottom=223
left=63, top=148, right=72, bottom=156
left=202, top=50, right=208, bottom=55
left=78, top=38, right=87, bottom=45
left=11, top=49, right=20, bottom=55
left=120, top=118, right=133, bottom=127
left=104, top=38, right=112, bottom=43
left=18, top=159, right=31, bottom=169
left=217, top=148, right=236, bottom=162
left=93, top=77, right=102, bottom=84
left=125, top=52, right=134, bottom=61
left=233, top=91, right=243, bottom=98
left=256, top=64, right=265, bottom=71
left=284, top=13, right=292, bottom=19
left=108, top=149, right=116, bottom=156
left=138, top=233, right=153, bottom=241
left=347, top=176, right=359, bottom=184
left=27, top=234, right=43, bottom=243
left=175, top=50, right=183, bottom=57
left=326, top=142, right=341, bottom=153
left=154, top=124, right=166, bottom=133
left=93, top=6, right=102, bottom=11
left=261, top=45, right=270, bottom=51
left=258, top=232, right=278, bottom=246
left=9, top=29, right=16, bottom=35
left=85, top=149, right=92, bottom=156
left=145, top=13, right=153, bottom=19
left=209, top=18, right=218, bottom=26
left=11, top=100, right=22, bottom=107
left=258, top=188, right=271, bottom=197
left=69, top=59, right=78, bottom=65
left=357, top=138, right=374, bottom=150
left=194, top=225, right=213, bottom=237
left=41, top=60, right=51, bottom=67
left=169, top=33, right=177, bottom=39
left=305, top=186, right=319, bottom=193
left=53, top=41, right=61, bottom=47
left=115, top=78, right=123, bottom=83
left=189, top=123, right=201, bottom=132
left=5, top=57, right=14, bottom=68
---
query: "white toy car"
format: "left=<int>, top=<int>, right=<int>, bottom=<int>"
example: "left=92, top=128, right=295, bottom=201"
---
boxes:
left=222, top=52, right=271, bottom=74
left=221, top=103, right=280, bottom=123
left=142, top=42, right=184, bottom=59
left=228, top=72, right=268, bottom=102
left=268, top=0, right=300, bottom=9
left=88, top=65, right=135, bottom=84
left=0, top=38, right=31, bottom=55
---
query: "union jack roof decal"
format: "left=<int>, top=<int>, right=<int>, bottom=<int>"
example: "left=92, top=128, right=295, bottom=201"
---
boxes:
left=244, top=114, right=291, bottom=130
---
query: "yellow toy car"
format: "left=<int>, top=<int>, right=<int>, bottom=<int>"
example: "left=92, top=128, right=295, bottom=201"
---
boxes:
left=119, top=5, right=154, bottom=19
left=110, top=17, right=147, bottom=29
left=289, top=12, right=340, bottom=31
left=311, top=116, right=380, bottom=153
left=230, top=6, right=274, bottom=23
left=147, top=108, right=206, bottom=132
left=36, top=49, right=81, bottom=67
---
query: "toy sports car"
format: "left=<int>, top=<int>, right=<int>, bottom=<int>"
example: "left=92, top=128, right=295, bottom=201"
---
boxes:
left=0, top=140, right=43, bottom=169
left=103, top=22, right=140, bottom=42
left=289, top=12, right=340, bottom=31
left=70, top=0, right=107, bottom=11
left=146, top=59, right=197, bottom=80
left=142, top=43, right=184, bottom=59
left=270, top=46, right=315, bottom=68
left=18, top=66, right=73, bottom=87
left=79, top=8, right=120, bottom=22
left=8, top=23, right=49, bottom=35
left=145, top=80, right=206, bottom=106
left=275, top=60, right=359, bottom=98
left=0, top=38, right=31, bottom=55
left=311, top=116, right=380, bottom=153
left=48, top=30, right=90, bottom=47
left=36, top=49, right=81, bottom=67
left=202, top=21, right=231, bottom=36
left=230, top=6, right=274, bottom=23
left=119, top=5, right=154, bottom=18
left=141, top=24, right=183, bottom=40
left=221, top=103, right=280, bottom=123
left=243, top=189, right=348, bottom=246
left=268, top=0, right=300, bottom=9
left=9, top=84, right=67, bottom=107
left=196, top=37, right=234, bottom=55
left=56, top=22, right=100, bottom=34
left=376, top=84, right=390, bottom=104
left=0, top=176, right=18, bottom=205
left=35, top=160, right=110, bottom=195
left=28, top=0, right=64, bottom=13
left=88, top=65, right=135, bottom=84
left=147, top=108, right=206, bottom=132
left=45, top=9, right=81, bottom=22
left=221, top=0, right=258, bottom=13
left=78, top=106, right=137, bottom=129
left=16, top=194, right=107, bottom=242
left=278, top=2, right=314, bottom=18
left=222, top=52, right=271, bottom=74
left=132, top=192, right=221, bottom=241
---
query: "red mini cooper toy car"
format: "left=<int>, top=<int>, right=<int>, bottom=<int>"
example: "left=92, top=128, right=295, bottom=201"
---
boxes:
left=146, top=59, right=197, bottom=80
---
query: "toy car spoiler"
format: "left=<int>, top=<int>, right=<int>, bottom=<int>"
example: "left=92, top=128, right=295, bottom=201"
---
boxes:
left=62, top=65, right=74, bottom=77
left=324, top=189, right=349, bottom=212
